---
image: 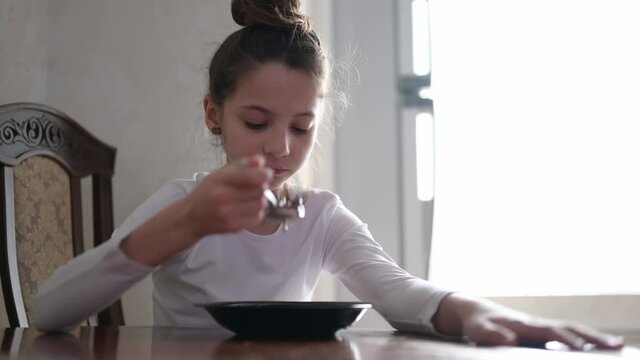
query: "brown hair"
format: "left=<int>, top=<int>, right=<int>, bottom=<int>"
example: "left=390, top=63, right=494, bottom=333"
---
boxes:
left=208, top=0, right=327, bottom=106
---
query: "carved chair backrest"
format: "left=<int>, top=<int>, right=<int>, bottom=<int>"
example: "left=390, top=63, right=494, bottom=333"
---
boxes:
left=0, top=103, right=124, bottom=327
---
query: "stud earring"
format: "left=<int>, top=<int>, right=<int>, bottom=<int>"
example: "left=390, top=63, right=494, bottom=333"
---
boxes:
left=210, top=127, right=222, bottom=135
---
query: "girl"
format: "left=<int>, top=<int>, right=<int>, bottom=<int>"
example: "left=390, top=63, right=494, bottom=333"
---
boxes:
left=33, top=0, right=623, bottom=350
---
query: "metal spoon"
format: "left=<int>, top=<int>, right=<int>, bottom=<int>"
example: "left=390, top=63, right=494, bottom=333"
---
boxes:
left=263, top=189, right=305, bottom=231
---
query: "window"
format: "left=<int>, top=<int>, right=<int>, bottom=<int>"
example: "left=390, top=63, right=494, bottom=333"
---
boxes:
left=333, top=0, right=640, bottom=334
left=427, top=0, right=640, bottom=298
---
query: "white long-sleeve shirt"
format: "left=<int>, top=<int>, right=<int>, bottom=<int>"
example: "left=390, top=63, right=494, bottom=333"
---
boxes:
left=33, top=172, right=451, bottom=333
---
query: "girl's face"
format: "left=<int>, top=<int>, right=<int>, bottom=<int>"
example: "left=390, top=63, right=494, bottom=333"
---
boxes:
left=205, top=62, right=323, bottom=189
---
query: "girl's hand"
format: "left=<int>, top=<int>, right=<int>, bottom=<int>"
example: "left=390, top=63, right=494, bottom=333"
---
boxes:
left=120, top=154, right=272, bottom=267
left=433, top=293, right=625, bottom=350
left=184, top=154, right=273, bottom=237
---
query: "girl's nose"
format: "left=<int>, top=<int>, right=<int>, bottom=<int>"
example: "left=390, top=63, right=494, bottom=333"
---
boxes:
left=263, top=129, right=290, bottom=158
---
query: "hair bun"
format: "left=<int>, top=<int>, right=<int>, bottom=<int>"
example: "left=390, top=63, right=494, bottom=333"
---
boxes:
left=231, top=0, right=311, bottom=32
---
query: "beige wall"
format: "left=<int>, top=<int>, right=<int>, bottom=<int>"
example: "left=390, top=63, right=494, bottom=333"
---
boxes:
left=1, top=0, right=337, bottom=327
left=0, top=0, right=49, bottom=103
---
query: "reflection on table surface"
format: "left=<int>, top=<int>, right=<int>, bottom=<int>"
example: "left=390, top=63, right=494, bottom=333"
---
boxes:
left=1, top=326, right=638, bottom=360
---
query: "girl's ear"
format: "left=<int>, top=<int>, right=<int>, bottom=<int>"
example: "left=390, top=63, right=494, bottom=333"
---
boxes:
left=203, top=95, right=222, bottom=131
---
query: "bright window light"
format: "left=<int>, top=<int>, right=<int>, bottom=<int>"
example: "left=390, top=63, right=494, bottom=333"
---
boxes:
left=418, top=87, right=431, bottom=99
left=428, top=0, right=640, bottom=296
left=411, top=0, right=430, bottom=75
left=416, top=112, right=434, bottom=201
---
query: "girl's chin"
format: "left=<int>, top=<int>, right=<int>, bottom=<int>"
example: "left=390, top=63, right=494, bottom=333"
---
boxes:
left=269, top=181, right=285, bottom=191
left=268, top=176, right=292, bottom=191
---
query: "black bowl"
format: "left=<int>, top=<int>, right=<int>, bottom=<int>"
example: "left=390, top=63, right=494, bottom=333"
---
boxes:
left=198, top=301, right=371, bottom=339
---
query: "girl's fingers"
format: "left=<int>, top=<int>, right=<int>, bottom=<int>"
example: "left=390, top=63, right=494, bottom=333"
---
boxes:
left=192, top=155, right=274, bottom=233
left=492, top=317, right=625, bottom=350
left=492, top=318, right=566, bottom=347
left=544, top=328, right=587, bottom=350
left=567, top=324, right=625, bottom=349
left=210, top=192, right=268, bottom=231
left=243, top=153, right=266, bottom=168
left=228, top=155, right=273, bottom=185
left=232, top=188, right=267, bottom=201
left=202, top=155, right=272, bottom=191
left=225, top=198, right=267, bottom=218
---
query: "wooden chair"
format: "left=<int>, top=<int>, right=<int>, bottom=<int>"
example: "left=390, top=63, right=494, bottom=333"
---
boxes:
left=0, top=102, right=124, bottom=327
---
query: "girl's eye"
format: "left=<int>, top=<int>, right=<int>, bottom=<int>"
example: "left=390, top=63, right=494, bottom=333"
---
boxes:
left=291, top=127, right=311, bottom=135
left=244, top=122, right=266, bottom=130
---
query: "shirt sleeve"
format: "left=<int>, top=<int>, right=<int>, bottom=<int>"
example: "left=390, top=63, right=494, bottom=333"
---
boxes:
left=323, top=197, right=452, bottom=335
left=32, top=180, right=189, bottom=332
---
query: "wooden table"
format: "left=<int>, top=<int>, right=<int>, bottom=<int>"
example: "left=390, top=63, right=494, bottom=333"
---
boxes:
left=1, top=326, right=638, bottom=359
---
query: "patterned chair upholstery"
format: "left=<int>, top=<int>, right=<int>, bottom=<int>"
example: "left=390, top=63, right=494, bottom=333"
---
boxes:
left=0, top=103, right=124, bottom=327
